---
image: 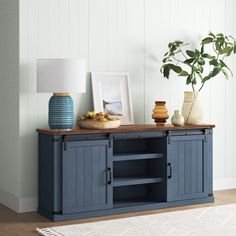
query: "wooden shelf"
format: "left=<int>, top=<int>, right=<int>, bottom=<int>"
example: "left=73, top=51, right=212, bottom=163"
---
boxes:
left=113, top=176, right=165, bottom=187
left=113, top=153, right=164, bottom=161
left=113, top=198, right=162, bottom=208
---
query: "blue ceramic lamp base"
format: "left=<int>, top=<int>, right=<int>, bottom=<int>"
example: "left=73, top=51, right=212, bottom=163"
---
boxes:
left=48, top=93, right=74, bottom=130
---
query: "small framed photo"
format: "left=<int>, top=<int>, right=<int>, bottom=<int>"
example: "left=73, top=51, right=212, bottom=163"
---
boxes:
left=91, top=72, right=134, bottom=125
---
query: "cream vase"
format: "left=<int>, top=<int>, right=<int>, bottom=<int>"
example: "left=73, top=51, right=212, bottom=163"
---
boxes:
left=181, top=91, right=203, bottom=124
left=171, top=110, right=184, bottom=126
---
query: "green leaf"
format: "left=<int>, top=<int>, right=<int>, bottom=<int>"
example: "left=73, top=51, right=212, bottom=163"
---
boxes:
left=227, top=47, right=233, bottom=56
left=216, top=33, right=224, bottom=37
left=201, top=45, right=204, bottom=53
left=215, top=42, right=224, bottom=54
left=191, top=65, right=198, bottom=73
left=169, top=64, right=182, bottom=73
left=176, top=40, right=183, bottom=44
left=202, top=76, right=210, bottom=83
left=173, top=40, right=183, bottom=46
left=202, top=37, right=213, bottom=44
left=198, top=58, right=205, bottom=65
left=209, top=59, right=219, bottom=66
left=234, top=44, right=236, bottom=53
left=170, top=45, right=177, bottom=52
left=192, top=78, right=197, bottom=85
left=198, top=66, right=204, bottom=73
left=218, top=37, right=224, bottom=44
left=194, top=49, right=200, bottom=57
left=202, top=53, right=214, bottom=59
left=196, top=71, right=203, bottom=80
left=220, top=60, right=233, bottom=76
left=209, top=32, right=215, bottom=38
left=219, top=60, right=227, bottom=68
left=222, top=46, right=232, bottom=54
left=184, top=58, right=195, bottom=64
left=179, top=70, right=189, bottom=76
left=163, top=65, right=170, bottom=78
left=217, top=43, right=224, bottom=54
left=186, top=75, right=192, bottom=85
left=221, top=68, right=229, bottom=80
left=186, top=50, right=196, bottom=58
left=210, top=67, right=221, bottom=77
left=162, top=58, right=168, bottom=63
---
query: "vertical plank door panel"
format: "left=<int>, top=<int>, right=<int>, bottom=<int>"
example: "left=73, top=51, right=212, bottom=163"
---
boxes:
left=167, top=135, right=210, bottom=201
left=62, top=140, right=112, bottom=214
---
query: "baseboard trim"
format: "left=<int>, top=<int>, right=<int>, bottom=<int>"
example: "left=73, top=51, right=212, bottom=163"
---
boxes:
left=0, top=188, right=19, bottom=212
left=0, top=188, right=37, bottom=213
left=19, top=197, right=37, bottom=212
left=214, top=177, right=236, bottom=191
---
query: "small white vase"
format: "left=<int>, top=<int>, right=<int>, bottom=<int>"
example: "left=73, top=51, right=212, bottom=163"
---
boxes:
left=171, top=110, right=184, bottom=126
left=181, top=91, right=203, bottom=125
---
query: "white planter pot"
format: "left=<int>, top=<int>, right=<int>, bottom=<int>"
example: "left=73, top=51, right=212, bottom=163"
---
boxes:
left=181, top=91, right=203, bottom=124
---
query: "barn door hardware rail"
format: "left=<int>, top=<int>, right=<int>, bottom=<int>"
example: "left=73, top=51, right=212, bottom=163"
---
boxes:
left=53, top=134, right=113, bottom=151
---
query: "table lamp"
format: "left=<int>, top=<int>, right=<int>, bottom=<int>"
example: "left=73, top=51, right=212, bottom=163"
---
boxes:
left=37, top=59, right=86, bottom=130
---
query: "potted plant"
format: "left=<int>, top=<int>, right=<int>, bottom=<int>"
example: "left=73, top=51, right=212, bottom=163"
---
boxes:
left=161, top=32, right=236, bottom=124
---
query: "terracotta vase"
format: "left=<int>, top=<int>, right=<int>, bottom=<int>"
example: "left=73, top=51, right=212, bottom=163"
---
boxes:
left=152, top=101, right=169, bottom=126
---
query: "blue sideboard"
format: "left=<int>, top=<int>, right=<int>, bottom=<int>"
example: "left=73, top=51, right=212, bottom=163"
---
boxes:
left=37, top=124, right=214, bottom=221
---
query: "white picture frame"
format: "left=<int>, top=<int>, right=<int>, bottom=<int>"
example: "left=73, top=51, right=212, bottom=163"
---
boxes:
left=91, top=72, right=134, bottom=125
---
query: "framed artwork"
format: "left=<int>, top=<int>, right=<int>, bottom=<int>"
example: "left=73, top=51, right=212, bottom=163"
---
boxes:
left=91, top=72, right=134, bottom=125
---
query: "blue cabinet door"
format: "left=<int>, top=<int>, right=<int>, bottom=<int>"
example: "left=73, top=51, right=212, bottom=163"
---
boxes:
left=167, top=133, right=213, bottom=201
left=62, top=140, right=112, bottom=214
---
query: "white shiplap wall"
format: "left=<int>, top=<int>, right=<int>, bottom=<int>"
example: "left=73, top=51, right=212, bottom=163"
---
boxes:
left=0, top=0, right=20, bottom=198
left=19, top=0, right=236, bottom=198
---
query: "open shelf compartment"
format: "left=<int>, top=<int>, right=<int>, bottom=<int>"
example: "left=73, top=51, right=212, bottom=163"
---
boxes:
left=112, top=136, right=167, bottom=208
left=113, top=183, right=166, bottom=208
left=113, top=137, right=166, bottom=157
left=113, top=158, right=166, bottom=187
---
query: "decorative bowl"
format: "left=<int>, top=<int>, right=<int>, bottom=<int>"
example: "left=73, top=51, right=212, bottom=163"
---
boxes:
left=78, top=119, right=121, bottom=130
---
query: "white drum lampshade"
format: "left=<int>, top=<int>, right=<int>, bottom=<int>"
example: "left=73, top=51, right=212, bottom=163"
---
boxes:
left=37, top=59, right=86, bottom=130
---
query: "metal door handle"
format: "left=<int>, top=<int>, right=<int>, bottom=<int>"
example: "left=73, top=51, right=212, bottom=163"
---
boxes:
left=107, top=168, right=112, bottom=184
left=167, top=163, right=172, bottom=179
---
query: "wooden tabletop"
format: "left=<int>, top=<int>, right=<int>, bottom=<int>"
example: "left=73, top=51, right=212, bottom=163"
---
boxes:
left=37, top=124, right=215, bottom=135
